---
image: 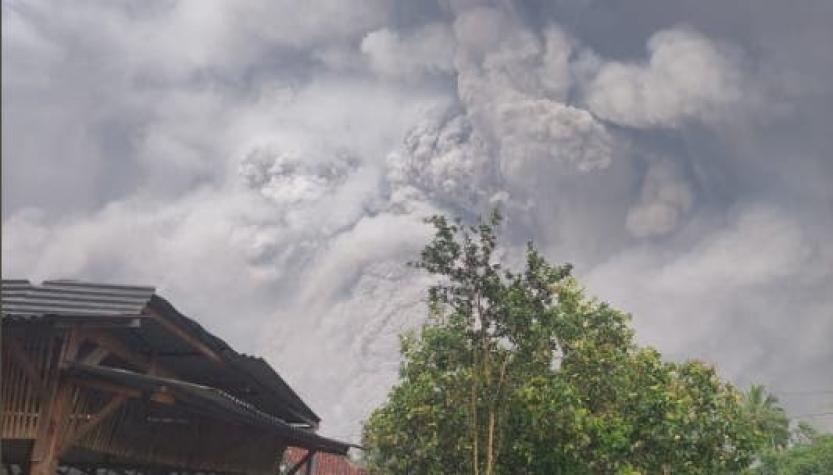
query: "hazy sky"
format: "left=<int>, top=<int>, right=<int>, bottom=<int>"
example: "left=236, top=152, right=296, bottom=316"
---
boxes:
left=3, top=0, right=832, bottom=440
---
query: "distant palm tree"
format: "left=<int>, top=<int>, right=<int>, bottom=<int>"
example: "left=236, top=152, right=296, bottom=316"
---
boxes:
left=744, top=384, right=790, bottom=449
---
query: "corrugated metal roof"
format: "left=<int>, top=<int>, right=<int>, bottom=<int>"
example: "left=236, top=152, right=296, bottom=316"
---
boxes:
left=146, top=293, right=321, bottom=425
left=231, top=353, right=320, bottom=426
left=1, top=279, right=154, bottom=318
left=66, top=363, right=352, bottom=455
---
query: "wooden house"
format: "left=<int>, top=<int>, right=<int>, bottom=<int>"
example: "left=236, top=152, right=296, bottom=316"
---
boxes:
left=1, top=279, right=356, bottom=474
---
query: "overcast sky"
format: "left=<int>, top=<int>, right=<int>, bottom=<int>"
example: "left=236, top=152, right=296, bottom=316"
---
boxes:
left=3, top=0, right=832, bottom=440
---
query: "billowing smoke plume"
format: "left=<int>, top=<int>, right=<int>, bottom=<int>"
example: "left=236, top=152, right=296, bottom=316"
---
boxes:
left=4, top=0, right=832, bottom=439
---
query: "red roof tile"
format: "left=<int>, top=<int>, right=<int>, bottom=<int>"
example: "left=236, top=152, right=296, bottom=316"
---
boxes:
left=284, top=447, right=367, bottom=475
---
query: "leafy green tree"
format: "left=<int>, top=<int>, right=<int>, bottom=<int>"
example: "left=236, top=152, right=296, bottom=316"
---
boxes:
left=363, top=212, right=763, bottom=474
left=743, top=385, right=790, bottom=450
left=751, top=428, right=833, bottom=475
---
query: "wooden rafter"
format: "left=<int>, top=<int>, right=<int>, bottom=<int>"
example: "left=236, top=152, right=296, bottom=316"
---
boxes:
left=81, top=329, right=177, bottom=379
left=66, top=377, right=142, bottom=399
left=51, top=316, right=145, bottom=329
left=146, top=308, right=224, bottom=365
left=67, top=376, right=175, bottom=405
left=79, top=346, right=110, bottom=365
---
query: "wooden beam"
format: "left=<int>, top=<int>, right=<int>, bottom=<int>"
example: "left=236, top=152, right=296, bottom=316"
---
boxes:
left=305, top=451, right=316, bottom=475
left=52, top=316, right=145, bottom=329
left=150, top=390, right=176, bottom=405
left=81, top=330, right=177, bottom=379
left=67, top=376, right=175, bottom=405
left=146, top=308, right=224, bottom=365
left=58, top=326, right=83, bottom=368
left=58, top=394, right=128, bottom=455
left=66, top=377, right=142, bottom=399
left=30, top=394, right=68, bottom=472
left=79, top=346, right=110, bottom=365
left=285, top=450, right=316, bottom=475
left=81, top=329, right=151, bottom=370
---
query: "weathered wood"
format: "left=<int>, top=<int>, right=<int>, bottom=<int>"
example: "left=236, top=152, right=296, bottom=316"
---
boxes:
left=2, top=336, right=28, bottom=437
left=146, top=309, right=224, bottom=365
left=30, top=382, right=72, bottom=475
left=58, top=394, right=128, bottom=455
left=66, top=376, right=176, bottom=407
left=66, top=377, right=142, bottom=399
left=71, top=398, right=285, bottom=474
left=60, top=327, right=82, bottom=364
left=150, top=390, right=176, bottom=405
left=30, top=327, right=82, bottom=475
left=4, top=312, right=333, bottom=474
left=81, top=330, right=177, bottom=378
left=3, top=337, right=47, bottom=399
left=79, top=346, right=110, bottom=365
left=52, top=316, right=145, bottom=329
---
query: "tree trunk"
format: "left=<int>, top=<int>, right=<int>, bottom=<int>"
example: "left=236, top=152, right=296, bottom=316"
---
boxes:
left=486, top=408, right=495, bottom=475
left=471, top=348, right=479, bottom=475
left=481, top=325, right=492, bottom=475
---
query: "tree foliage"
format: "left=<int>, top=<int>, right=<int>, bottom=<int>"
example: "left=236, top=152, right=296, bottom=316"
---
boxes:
left=742, top=385, right=790, bottom=450
left=750, top=425, right=833, bottom=475
left=362, top=212, right=770, bottom=474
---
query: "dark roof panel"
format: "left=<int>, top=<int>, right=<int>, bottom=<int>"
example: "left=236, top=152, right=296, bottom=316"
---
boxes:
left=146, top=294, right=321, bottom=425
left=231, top=354, right=320, bottom=425
left=66, top=363, right=351, bottom=455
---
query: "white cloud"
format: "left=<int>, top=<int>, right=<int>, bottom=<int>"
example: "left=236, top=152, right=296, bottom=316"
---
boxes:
left=361, top=22, right=456, bottom=80
left=653, top=208, right=811, bottom=293
left=492, top=98, right=614, bottom=181
left=626, top=160, right=694, bottom=237
left=586, top=206, right=830, bottom=411
left=452, top=9, right=614, bottom=185
left=239, top=146, right=358, bottom=206
left=266, top=257, right=434, bottom=441
left=386, top=107, right=497, bottom=209
left=585, top=27, right=744, bottom=128
left=592, top=206, right=818, bottom=337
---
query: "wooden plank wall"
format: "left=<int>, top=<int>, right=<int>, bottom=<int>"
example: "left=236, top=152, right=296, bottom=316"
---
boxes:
left=1, top=326, right=59, bottom=440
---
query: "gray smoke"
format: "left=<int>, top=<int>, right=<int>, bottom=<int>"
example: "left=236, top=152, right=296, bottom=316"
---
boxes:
left=3, top=0, right=832, bottom=439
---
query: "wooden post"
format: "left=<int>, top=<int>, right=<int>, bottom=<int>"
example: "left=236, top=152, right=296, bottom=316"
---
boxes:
left=285, top=450, right=316, bottom=475
left=305, top=451, right=316, bottom=475
left=30, top=327, right=81, bottom=475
